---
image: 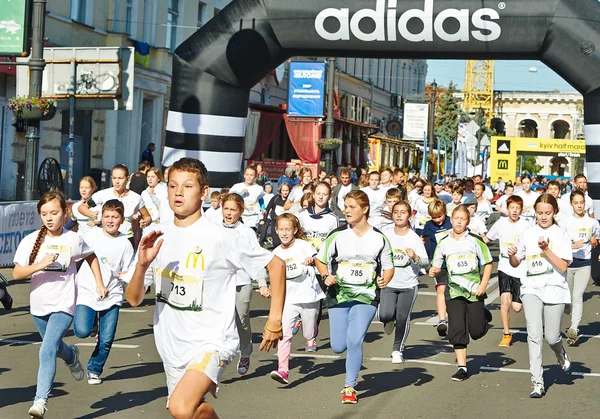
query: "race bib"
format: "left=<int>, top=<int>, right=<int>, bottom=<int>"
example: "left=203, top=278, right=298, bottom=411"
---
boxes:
left=447, top=253, right=477, bottom=275
left=306, top=237, right=323, bottom=251
left=274, top=205, right=285, bottom=216
left=244, top=200, right=259, bottom=215
left=285, top=255, right=305, bottom=280
left=499, top=236, right=519, bottom=259
left=40, top=244, right=71, bottom=272
left=156, top=268, right=203, bottom=311
left=434, top=229, right=451, bottom=244
left=337, top=261, right=375, bottom=285
left=569, top=227, right=592, bottom=244
left=393, top=249, right=412, bottom=268
left=526, top=253, right=553, bottom=277
left=418, top=215, right=431, bottom=227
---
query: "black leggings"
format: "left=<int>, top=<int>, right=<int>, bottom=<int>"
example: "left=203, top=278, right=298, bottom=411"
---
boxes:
left=378, top=286, right=418, bottom=352
left=446, top=298, right=489, bottom=349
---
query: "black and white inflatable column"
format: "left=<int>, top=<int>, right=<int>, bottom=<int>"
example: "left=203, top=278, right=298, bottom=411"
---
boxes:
left=585, top=89, right=600, bottom=215
left=162, top=55, right=250, bottom=188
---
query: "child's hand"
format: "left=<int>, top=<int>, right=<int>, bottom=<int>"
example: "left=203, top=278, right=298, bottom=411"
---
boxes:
left=591, top=237, right=598, bottom=248
left=428, top=266, right=441, bottom=277
left=133, top=212, right=140, bottom=220
left=138, top=230, right=164, bottom=267
left=259, top=286, right=271, bottom=298
left=39, top=253, right=57, bottom=269
left=538, top=237, right=550, bottom=251
left=572, top=240, right=584, bottom=250
left=475, top=283, right=487, bottom=297
left=118, top=271, right=128, bottom=282
left=405, top=248, right=416, bottom=260
left=241, top=189, right=249, bottom=195
left=376, top=276, right=389, bottom=289
left=324, top=274, right=337, bottom=287
left=96, top=284, right=109, bottom=300
left=507, top=246, right=518, bottom=257
left=303, top=257, right=314, bottom=266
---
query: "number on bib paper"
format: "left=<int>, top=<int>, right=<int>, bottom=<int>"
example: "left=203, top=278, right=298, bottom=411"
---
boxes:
left=285, top=256, right=304, bottom=279
left=570, top=228, right=592, bottom=243
left=393, top=249, right=411, bottom=268
left=337, top=262, right=375, bottom=285
left=526, top=254, right=552, bottom=277
left=448, top=254, right=476, bottom=275
left=156, top=268, right=203, bottom=311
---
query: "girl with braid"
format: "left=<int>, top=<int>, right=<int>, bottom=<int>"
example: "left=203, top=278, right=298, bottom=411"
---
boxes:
left=13, top=192, right=105, bottom=419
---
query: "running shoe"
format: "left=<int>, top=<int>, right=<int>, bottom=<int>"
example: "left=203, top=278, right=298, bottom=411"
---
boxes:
left=237, top=356, right=250, bottom=375
left=305, top=339, right=317, bottom=352
left=499, top=334, right=512, bottom=347
left=292, top=320, right=302, bottom=335
left=436, top=320, right=447, bottom=337
left=529, top=383, right=545, bottom=398
left=341, top=386, right=358, bottom=404
left=270, top=370, right=289, bottom=385
left=557, top=349, right=571, bottom=372
left=451, top=368, right=468, bottom=382
left=391, top=351, right=404, bottom=364
left=67, top=345, right=84, bottom=381
left=28, top=398, right=47, bottom=418
left=383, top=321, right=395, bottom=335
left=0, top=283, right=13, bottom=311
left=566, top=328, right=579, bottom=346
left=87, top=372, right=102, bottom=385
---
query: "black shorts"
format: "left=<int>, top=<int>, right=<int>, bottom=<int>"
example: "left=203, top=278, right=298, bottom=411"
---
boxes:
left=434, top=268, right=448, bottom=288
left=498, top=271, right=522, bottom=304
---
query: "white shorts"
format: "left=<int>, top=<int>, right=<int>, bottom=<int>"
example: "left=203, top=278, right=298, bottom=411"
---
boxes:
left=163, top=350, right=229, bottom=397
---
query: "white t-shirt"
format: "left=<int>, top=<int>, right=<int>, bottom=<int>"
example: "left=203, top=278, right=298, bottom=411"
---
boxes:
left=288, top=186, right=305, bottom=204
left=561, top=214, right=600, bottom=260
left=468, top=217, right=487, bottom=236
left=141, top=189, right=160, bottom=222
left=382, top=226, right=429, bottom=289
left=297, top=209, right=339, bottom=251
left=14, top=229, right=92, bottom=316
left=494, top=194, right=509, bottom=215
left=273, top=239, right=325, bottom=304
left=475, top=199, right=494, bottom=222
left=226, top=222, right=267, bottom=286
left=516, top=224, right=573, bottom=304
left=486, top=217, right=530, bottom=277
left=71, top=200, right=100, bottom=238
left=229, top=182, right=264, bottom=228
left=153, top=182, right=174, bottom=224
left=263, top=193, right=274, bottom=209
left=361, top=186, right=386, bottom=227
left=408, top=189, right=421, bottom=208
left=91, top=188, right=144, bottom=237
left=131, top=216, right=274, bottom=368
left=483, top=185, right=494, bottom=201
left=77, top=227, right=134, bottom=311
left=413, top=197, right=434, bottom=230
left=337, top=184, right=353, bottom=210
left=516, top=190, right=539, bottom=222
left=204, top=206, right=223, bottom=225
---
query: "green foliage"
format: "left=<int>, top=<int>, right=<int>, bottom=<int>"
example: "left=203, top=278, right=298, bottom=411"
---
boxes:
left=518, top=156, right=542, bottom=175
left=434, top=82, right=462, bottom=148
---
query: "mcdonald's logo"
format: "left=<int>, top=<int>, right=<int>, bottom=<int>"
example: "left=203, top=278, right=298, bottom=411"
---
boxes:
left=185, top=252, right=205, bottom=270
left=497, top=159, right=509, bottom=170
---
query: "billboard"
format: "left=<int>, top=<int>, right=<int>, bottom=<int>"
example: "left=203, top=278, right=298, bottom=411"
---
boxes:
left=490, top=137, right=587, bottom=182
left=287, top=61, right=326, bottom=118
left=0, top=0, right=32, bottom=56
left=402, top=102, right=429, bottom=142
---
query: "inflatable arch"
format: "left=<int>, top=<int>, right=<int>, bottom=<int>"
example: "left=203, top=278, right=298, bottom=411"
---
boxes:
left=164, top=0, right=600, bottom=205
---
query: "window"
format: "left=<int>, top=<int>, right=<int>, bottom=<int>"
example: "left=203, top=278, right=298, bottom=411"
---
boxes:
left=166, top=0, right=179, bottom=51
left=126, top=0, right=133, bottom=34
left=198, top=1, right=207, bottom=28
left=71, top=0, right=92, bottom=26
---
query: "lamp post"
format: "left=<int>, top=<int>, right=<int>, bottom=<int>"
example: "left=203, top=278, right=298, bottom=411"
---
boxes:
left=476, top=106, right=484, bottom=177
left=428, top=80, right=437, bottom=180
left=324, top=57, right=336, bottom=174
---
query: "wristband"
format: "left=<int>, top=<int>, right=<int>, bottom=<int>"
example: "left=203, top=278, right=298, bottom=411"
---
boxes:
left=265, top=321, right=282, bottom=333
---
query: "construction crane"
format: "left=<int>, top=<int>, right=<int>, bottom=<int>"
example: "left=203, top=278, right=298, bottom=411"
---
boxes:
left=463, top=60, right=495, bottom=125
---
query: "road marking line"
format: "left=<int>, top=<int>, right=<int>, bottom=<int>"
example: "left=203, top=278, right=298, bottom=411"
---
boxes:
left=509, top=329, right=600, bottom=340
left=368, top=357, right=456, bottom=367
left=417, top=291, right=437, bottom=296
left=120, top=309, right=147, bottom=313
left=480, top=365, right=600, bottom=378
left=286, top=353, right=340, bottom=359
left=0, top=339, right=139, bottom=349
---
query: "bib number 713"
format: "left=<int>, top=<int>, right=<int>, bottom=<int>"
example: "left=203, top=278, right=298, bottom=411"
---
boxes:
left=171, top=283, right=186, bottom=296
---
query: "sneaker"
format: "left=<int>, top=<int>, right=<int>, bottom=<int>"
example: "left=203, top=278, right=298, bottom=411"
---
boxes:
left=0, top=283, right=13, bottom=311
left=237, top=356, right=250, bottom=375
left=529, top=383, right=545, bottom=398
left=292, top=320, right=302, bottom=335
left=28, top=399, right=47, bottom=419
left=383, top=321, right=395, bottom=335
left=305, top=339, right=317, bottom=352
left=67, top=345, right=84, bottom=381
left=391, top=351, right=404, bottom=364
left=436, top=320, right=447, bottom=337
left=485, top=309, right=493, bottom=323
left=499, top=334, right=512, bottom=347
left=557, top=349, right=571, bottom=372
left=451, top=368, right=468, bottom=382
left=566, top=328, right=579, bottom=346
left=87, top=372, right=102, bottom=385
left=270, top=370, right=289, bottom=385
left=341, top=386, right=358, bottom=404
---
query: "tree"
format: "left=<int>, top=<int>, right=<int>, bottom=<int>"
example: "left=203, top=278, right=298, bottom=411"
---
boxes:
left=518, top=156, right=542, bottom=175
left=433, top=82, right=462, bottom=148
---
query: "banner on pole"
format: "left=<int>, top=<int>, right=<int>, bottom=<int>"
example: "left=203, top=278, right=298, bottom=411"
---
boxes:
left=0, top=0, right=32, bottom=56
left=403, top=103, right=430, bottom=142
left=287, top=61, right=326, bottom=118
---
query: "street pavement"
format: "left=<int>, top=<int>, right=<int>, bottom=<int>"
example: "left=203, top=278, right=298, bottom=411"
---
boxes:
left=2, top=243, right=600, bottom=418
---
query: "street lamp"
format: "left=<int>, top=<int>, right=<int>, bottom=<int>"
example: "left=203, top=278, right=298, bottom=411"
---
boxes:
left=428, top=80, right=437, bottom=180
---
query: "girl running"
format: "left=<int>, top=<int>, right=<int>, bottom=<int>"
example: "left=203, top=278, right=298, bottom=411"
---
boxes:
left=429, top=205, right=493, bottom=382
left=270, top=214, right=325, bottom=385
left=297, top=182, right=339, bottom=252
left=316, top=190, right=394, bottom=404
left=381, top=201, right=429, bottom=363
left=13, top=192, right=104, bottom=418
left=78, top=164, right=151, bottom=246
left=229, top=165, right=265, bottom=230
left=285, top=167, right=314, bottom=210
left=71, top=176, right=99, bottom=238
left=222, top=193, right=269, bottom=375
left=74, top=200, right=135, bottom=385
left=260, top=182, right=291, bottom=248
left=140, top=167, right=163, bottom=224
left=413, top=182, right=437, bottom=235
left=380, top=188, right=402, bottom=229
left=562, top=190, right=600, bottom=345
left=508, top=194, right=573, bottom=398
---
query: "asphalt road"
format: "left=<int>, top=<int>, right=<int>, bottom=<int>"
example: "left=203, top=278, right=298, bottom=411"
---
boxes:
left=2, top=246, right=600, bottom=419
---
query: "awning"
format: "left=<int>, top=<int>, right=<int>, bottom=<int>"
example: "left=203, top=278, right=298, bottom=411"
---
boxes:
left=334, top=115, right=377, bottom=129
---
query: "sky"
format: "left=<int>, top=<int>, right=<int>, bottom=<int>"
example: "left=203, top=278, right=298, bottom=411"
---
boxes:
left=426, top=60, right=577, bottom=92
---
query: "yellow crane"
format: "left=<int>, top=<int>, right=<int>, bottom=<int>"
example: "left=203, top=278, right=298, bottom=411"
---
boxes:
left=463, top=60, right=495, bottom=125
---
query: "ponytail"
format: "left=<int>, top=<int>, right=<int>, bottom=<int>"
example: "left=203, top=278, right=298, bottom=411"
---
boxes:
left=29, top=226, right=48, bottom=265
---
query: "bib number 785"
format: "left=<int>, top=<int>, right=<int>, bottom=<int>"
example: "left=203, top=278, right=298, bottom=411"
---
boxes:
left=350, top=269, right=363, bottom=277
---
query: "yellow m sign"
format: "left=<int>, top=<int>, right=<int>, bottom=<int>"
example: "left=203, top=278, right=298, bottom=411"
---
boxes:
left=185, top=252, right=205, bottom=270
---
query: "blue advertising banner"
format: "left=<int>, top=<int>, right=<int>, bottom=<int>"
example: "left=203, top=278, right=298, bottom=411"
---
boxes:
left=287, top=61, right=326, bottom=118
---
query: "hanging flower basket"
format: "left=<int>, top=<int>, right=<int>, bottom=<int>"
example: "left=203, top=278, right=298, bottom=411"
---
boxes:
left=7, top=96, right=57, bottom=121
left=316, top=138, right=342, bottom=151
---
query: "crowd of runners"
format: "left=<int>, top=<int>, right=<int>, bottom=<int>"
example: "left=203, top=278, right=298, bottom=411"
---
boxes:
left=2, top=157, right=599, bottom=418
